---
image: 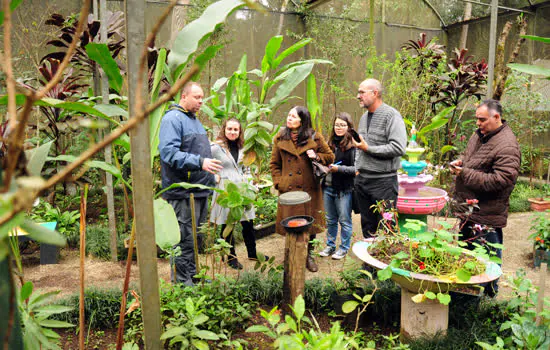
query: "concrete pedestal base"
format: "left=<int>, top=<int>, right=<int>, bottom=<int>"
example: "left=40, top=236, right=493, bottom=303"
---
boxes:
left=400, top=288, right=448, bottom=341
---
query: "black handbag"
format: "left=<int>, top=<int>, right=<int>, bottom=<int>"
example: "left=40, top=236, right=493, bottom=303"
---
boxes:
left=311, top=159, right=329, bottom=183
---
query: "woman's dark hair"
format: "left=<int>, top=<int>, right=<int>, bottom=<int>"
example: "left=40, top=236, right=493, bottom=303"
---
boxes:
left=216, top=117, right=244, bottom=149
left=279, top=106, right=314, bottom=146
left=329, top=112, right=354, bottom=151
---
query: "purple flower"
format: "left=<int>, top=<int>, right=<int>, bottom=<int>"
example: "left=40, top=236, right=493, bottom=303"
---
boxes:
left=383, top=212, right=393, bottom=221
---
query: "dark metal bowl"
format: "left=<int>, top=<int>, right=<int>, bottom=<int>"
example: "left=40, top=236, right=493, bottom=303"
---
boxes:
left=280, top=215, right=314, bottom=234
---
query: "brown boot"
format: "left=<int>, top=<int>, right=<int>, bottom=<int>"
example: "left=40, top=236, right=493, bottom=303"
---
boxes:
left=306, top=252, right=318, bottom=272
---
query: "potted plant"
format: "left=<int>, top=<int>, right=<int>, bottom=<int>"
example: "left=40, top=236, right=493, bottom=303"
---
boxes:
left=528, top=211, right=550, bottom=268
left=528, top=183, right=550, bottom=212
left=253, top=187, right=278, bottom=239
left=354, top=215, right=502, bottom=305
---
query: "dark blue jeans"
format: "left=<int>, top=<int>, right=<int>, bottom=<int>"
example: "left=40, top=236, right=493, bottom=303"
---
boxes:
left=459, top=220, right=503, bottom=297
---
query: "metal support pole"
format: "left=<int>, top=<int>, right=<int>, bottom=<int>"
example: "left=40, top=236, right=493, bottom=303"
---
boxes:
left=487, top=0, right=499, bottom=98
left=125, top=1, right=162, bottom=348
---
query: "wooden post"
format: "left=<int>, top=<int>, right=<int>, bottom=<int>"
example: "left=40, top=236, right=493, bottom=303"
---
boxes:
left=99, top=0, right=118, bottom=262
left=283, top=230, right=308, bottom=311
left=535, top=262, right=547, bottom=326
left=125, top=1, right=162, bottom=348
left=400, top=288, right=448, bottom=341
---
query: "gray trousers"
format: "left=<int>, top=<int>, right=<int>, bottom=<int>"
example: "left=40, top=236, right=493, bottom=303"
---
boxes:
left=167, top=196, right=209, bottom=286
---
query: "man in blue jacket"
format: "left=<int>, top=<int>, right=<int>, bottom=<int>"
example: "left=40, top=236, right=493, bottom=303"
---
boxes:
left=159, top=82, right=222, bottom=286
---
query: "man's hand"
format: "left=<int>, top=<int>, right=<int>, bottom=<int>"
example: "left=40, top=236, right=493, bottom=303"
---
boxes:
left=202, top=158, right=223, bottom=174
left=449, top=159, right=463, bottom=175
left=328, top=164, right=338, bottom=173
left=352, top=135, right=368, bottom=152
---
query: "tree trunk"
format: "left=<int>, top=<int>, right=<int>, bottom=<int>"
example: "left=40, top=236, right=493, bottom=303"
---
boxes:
left=458, top=2, right=472, bottom=49
left=493, top=17, right=528, bottom=100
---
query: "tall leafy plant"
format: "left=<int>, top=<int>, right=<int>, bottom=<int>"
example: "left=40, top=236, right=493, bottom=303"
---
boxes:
left=203, top=35, right=332, bottom=171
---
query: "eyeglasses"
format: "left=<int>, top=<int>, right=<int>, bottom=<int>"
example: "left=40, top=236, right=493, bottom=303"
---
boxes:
left=334, top=123, right=348, bottom=128
left=358, top=89, right=375, bottom=95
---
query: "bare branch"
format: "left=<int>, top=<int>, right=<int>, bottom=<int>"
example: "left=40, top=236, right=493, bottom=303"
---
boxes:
left=35, top=0, right=91, bottom=100
left=3, top=0, right=17, bottom=129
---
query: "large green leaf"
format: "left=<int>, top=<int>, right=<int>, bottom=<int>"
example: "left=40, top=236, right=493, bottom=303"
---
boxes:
left=85, top=43, right=123, bottom=93
left=19, top=219, right=66, bottom=247
left=151, top=48, right=167, bottom=101
left=167, top=0, right=245, bottom=77
left=47, top=155, right=122, bottom=180
left=41, top=99, right=120, bottom=125
left=269, top=63, right=314, bottom=108
left=153, top=198, right=180, bottom=251
left=149, top=103, right=169, bottom=164
left=418, top=118, right=449, bottom=136
left=25, top=141, right=54, bottom=177
left=508, top=63, right=550, bottom=79
left=0, top=0, right=23, bottom=26
left=273, top=38, right=312, bottom=68
left=155, top=182, right=220, bottom=199
left=191, top=44, right=224, bottom=81
left=0, top=96, right=120, bottom=125
left=93, top=104, right=127, bottom=121
left=521, top=35, right=550, bottom=44
left=306, top=74, right=319, bottom=120
left=261, top=36, right=284, bottom=74
left=194, top=330, right=220, bottom=341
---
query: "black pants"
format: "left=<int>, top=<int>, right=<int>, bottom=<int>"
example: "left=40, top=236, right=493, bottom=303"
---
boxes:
left=459, top=220, right=503, bottom=297
left=221, top=220, right=257, bottom=260
left=354, top=174, right=398, bottom=238
left=167, top=196, right=209, bottom=286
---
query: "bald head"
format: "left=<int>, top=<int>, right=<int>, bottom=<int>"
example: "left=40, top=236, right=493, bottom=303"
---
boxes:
left=357, top=78, right=383, bottom=112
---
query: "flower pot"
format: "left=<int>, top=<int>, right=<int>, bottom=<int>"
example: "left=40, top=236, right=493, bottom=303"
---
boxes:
left=353, top=240, right=501, bottom=295
left=533, top=249, right=550, bottom=269
left=528, top=198, right=550, bottom=212
left=254, top=221, right=276, bottom=240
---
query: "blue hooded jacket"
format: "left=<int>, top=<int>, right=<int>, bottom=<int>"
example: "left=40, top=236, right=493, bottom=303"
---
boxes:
left=158, top=105, right=215, bottom=199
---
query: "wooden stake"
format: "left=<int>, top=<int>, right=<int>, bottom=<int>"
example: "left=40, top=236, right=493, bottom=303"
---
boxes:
left=190, top=194, right=199, bottom=271
left=79, top=184, right=89, bottom=350
left=536, top=262, right=547, bottom=326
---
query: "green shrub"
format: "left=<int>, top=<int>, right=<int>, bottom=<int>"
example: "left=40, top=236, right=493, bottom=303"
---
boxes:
left=52, top=288, right=131, bottom=330
left=125, top=277, right=258, bottom=347
left=509, top=181, right=545, bottom=212
left=85, top=223, right=127, bottom=261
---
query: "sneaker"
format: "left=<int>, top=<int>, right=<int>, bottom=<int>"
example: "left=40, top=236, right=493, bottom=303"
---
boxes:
left=331, top=249, right=348, bottom=260
left=319, top=246, right=336, bottom=257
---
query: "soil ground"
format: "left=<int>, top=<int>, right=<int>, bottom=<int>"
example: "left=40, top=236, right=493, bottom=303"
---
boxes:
left=23, top=212, right=549, bottom=301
